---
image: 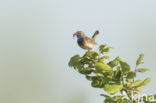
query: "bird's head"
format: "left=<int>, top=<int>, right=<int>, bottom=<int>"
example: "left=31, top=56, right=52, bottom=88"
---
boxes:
left=73, top=31, right=85, bottom=39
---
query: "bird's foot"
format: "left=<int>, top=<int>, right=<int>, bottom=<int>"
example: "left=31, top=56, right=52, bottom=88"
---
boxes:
left=87, top=50, right=91, bottom=52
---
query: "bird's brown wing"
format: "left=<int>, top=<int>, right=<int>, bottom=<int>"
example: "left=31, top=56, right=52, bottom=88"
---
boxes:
left=83, top=36, right=92, bottom=44
left=84, top=36, right=91, bottom=41
left=85, top=36, right=97, bottom=44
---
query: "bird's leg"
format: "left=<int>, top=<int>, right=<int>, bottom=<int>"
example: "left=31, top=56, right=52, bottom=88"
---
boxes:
left=87, top=50, right=90, bottom=52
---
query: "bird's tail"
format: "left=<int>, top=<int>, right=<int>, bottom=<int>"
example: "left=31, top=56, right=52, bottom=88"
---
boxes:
left=92, top=30, right=99, bottom=41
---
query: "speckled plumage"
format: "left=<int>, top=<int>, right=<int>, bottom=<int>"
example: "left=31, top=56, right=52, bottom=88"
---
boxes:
left=73, top=30, right=99, bottom=50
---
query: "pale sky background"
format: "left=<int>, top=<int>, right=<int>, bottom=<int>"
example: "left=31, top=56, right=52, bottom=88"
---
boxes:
left=0, top=0, right=156, bottom=103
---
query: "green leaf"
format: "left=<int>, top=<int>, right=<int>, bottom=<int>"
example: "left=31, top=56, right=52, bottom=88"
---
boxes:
left=99, top=44, right=107, bottom=49
left=86, top=76, right=110, bottom=88
left=91, top=77, right=109, bottom=88
left=101, top=95, right=124, bottom=103
left=104, top=83, right=123, bottom=94
left=95, top=62, right=113, bottom=73
left=86, top=76, right=104, bottom=81
left=135, top=77, right=151, bottom=91
left=136, top=54, right=144, bottom=66
left=100, top=94, right=114, bottom=103
left=98, top=44, right=113, bottom=54
left=113, top=66, right=121, bottom=82
left=127, top=80, right=142, bottom=88
left=83, top=51, right=99, bottom=59
left=112, top=96, right=124, bottom=102
left=86, top=75, right=93, bottom=81
left=78, top=67, right=93, bottom=74
left=137, top=68, right=150, bottom=73
left=115, top=66, right=120, bottom=76
left=91, top=80, right=101, bottom=87
left=102, top=47, right=113, bottom=54
left=100, top=94, right=110, bottom=98
left=132, top=80, right=142, bottom=87
left=99, top=44, right=107, bottom=54
left=68, top=55, right=81, bottom=67
left=120, top=60, right=131, bottom=74
left=108, top=57, right=120, bottom=68
left=127, top=71, right=136, bottom=79
left=120, top=98, right=130, bottom=103
left=105, top=72, right=114, bottom=79
left=101, top=56, right=111, bottom=59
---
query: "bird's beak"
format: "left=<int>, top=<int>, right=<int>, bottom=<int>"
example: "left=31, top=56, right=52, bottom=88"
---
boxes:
left=73, top=33, right=77, bottom=38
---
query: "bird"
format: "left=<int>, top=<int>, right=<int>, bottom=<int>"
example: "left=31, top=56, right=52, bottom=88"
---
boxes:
left=73, top=30, right=99, bottom=51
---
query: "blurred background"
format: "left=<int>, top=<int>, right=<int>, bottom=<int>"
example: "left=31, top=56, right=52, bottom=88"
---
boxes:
left=0, top=0, right=156, bottom=103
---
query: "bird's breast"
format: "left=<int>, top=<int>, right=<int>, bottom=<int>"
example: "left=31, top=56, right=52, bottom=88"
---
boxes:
left=77, top=38, right=83, bottom=43
left=78, top=41, right=94, bottom=50
left=84, top=42, right=95, bottom=49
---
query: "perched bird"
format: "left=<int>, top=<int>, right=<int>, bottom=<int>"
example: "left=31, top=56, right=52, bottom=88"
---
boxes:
left=73, top=30, right=99, bottom=51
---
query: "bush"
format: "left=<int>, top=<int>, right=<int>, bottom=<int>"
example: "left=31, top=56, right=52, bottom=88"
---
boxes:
left=68, top=44, right=155, bottom=103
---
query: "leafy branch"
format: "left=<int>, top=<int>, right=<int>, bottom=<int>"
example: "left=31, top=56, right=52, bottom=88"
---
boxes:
left=68, top=44, right=155, bottom=103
